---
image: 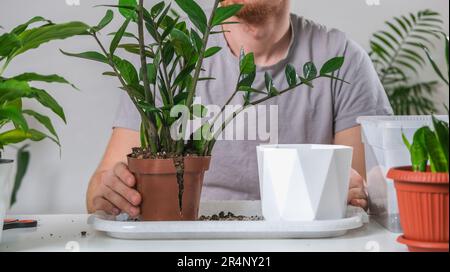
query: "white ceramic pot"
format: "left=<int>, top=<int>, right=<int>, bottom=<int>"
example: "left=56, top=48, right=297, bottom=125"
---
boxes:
left=0, top=159, right=13, bottom=243
left=257, top=144, right=353, bottom=221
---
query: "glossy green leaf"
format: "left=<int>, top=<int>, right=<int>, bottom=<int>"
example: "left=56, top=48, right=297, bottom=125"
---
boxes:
left=11, top=16, right=52, bottom=35
left=137, top=100, right=161, bottom=114
left=240, top=52, right=256, bottom=74
left=151, top=1, right=165, bottom=18
left=174, top=0, right=207, bottom=34
left=110, top=18, right=131, bottom=54
left=0, top=80, right=32, bottom=103
left=0, top=106, right=28, bottom=131
left=12, top=21, right=90, bottom=57
left=410, top=127, right=428, bottom=172
left=190, top=30, right=203, bottom=53
left=173, top=64, right=195, bottom=86
left=93, top=10, right=114, bottom=32
left=60, top=50, right=108, bottom=64
left=29, top=88, right=66, bottom=123
left=118, top=0, right=137, bottom=20
left=285, top=64, right=299, bottom=87
left=212, top=4, right=243, bottom=26
left=0, top=129, right=46, bottom=145
left=0, top=33, right=21, bottom=56
left=11, top=73, right=78, bottom=90
left=114, top=58, right=139, bottom=86
left=432, top=116, right=449, bottom=164
left=174, top=92, right=189, bottom=105
left=23, top=109, right=59, bottom=141
left=238, top=71, right=256, bottom=88
left=118, top=43, right=154, bottom=58
left=204, top=46, right=222, bottom=58
left=156, top=3, right=172, bottom=28
left=170, top=28, right=193, bottom=58
left=303, top=62, right=317, bottom=80
left=423, top=126, right=448, bottom=172
left=320, top=57, right=345, bottom=75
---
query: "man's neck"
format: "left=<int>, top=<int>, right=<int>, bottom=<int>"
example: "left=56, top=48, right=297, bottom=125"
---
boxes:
left=222, top=4, right=291, bottom=67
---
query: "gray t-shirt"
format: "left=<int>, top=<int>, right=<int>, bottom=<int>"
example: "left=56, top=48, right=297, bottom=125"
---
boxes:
left=113, top=14, right=393, bottom=201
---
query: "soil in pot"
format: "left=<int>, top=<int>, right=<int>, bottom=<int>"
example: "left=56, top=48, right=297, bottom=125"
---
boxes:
left=128, top=150, right=210, bottom=221
left=387, top=166, right=449, bottom=252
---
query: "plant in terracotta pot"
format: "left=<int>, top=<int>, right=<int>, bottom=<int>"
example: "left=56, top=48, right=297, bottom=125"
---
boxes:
left=63, top=0, right=346, bottom=221
left=0, top=17, right=88, bottom=240
left=387, top=33, right=449, bottom=252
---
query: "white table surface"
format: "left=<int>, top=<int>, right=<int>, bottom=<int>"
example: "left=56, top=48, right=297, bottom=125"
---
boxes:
left=0, top=214, right=407, bottom=252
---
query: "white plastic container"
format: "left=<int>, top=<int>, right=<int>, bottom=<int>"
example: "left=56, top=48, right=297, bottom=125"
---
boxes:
left=257, top=144, right=353, bottom=221
left=0, top=159, right=13, bottom=243
left=357, top=115, right=449, bottom=233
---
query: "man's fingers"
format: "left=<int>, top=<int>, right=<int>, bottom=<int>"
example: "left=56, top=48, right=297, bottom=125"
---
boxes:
left=104, top=187, right=140, bottom=217
left=348, top=187, right=367, bottom=202
left=104, top=175, right=141, bottom=206
left=92, top=197, right=120, bottom=215
left=113, top=162, right=135, bottom=187
left=349, top=170, right=365, bottom=189
left=351, top=199, right=368, bottom=210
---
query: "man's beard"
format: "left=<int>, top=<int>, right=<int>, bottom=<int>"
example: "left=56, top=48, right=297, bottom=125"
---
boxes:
left=221, top=0, right=284, bottom=24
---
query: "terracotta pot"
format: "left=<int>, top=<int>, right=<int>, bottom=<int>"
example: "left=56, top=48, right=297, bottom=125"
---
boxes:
left=127, top=155, right=210, bottom=221
left=387, top=166, right=449, bottom=252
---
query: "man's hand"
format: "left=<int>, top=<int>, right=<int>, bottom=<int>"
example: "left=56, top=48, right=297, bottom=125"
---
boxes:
left=348, top=169, right=368, bottom=210
left=91, top=162, right=141, bottom=217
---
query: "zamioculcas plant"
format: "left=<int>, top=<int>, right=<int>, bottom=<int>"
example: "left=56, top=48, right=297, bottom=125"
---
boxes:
left=63, top=0, right=346, bottom=221
left=0, top=17, right=89, bottom=206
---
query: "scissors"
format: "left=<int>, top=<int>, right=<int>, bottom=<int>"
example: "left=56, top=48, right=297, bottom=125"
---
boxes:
left=3, top=219, right=37, bottom=230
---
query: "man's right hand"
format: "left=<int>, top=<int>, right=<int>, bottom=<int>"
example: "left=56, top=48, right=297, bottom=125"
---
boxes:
left=91, top=162, right=141, bottom=217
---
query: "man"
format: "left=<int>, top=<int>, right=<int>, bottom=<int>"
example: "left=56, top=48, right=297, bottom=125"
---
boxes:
left=86, top=0, right=392, bottom=217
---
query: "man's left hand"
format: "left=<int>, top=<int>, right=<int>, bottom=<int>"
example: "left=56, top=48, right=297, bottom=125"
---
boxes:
left=348, top=169, right=368, bottom=210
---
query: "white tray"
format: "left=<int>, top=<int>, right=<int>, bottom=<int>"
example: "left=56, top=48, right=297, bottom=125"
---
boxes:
left=89, top=201, right=368, bottom=240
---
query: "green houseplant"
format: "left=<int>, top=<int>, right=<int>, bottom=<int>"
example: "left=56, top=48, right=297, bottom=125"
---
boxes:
left=63, top=0, right=346, bottom=221
left=369, top=9, right=445, bottom=115
left=387, top=32, right=449, bottom=252
left=0, top=17, right=89, bottom=209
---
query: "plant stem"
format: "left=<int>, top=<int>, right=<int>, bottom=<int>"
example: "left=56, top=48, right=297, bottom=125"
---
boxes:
left=209, top=74, right=241, bottom=131
left=92, top=32, right=158, bottom=153
left=207, top=76, right=345, bottom=154
left=137, top=0, right=154, bottom=106
left=186, top=0, right=221, bottom=108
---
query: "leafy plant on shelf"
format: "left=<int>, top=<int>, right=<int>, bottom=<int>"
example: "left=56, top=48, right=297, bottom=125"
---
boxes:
left=369, top=9, right=445, bottom=115
left=0, top=18, right=89, bottom=206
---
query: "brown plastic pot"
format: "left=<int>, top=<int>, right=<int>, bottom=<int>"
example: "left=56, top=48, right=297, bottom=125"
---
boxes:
left=387, top=166, right=449, bottom=252
left=127, top=155, right=211, bottom=221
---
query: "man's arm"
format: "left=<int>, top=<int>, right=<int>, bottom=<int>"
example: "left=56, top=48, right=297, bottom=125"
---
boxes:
left=334, top=125, right=368, bottom=209
left=86, top=128, right=142, bottom=215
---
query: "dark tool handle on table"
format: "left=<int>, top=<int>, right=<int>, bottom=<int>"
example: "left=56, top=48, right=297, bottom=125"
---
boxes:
left=3, top=219, right=37, bottom=230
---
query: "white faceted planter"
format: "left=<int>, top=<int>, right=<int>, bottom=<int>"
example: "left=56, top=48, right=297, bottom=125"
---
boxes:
left=257, top=145, right=353, bottom=221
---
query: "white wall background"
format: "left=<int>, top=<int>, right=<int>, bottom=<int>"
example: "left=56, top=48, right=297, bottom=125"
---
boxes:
left=1, top=0, right=448, bottom=214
